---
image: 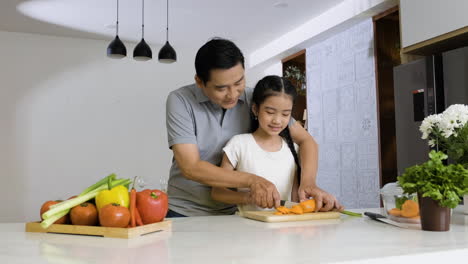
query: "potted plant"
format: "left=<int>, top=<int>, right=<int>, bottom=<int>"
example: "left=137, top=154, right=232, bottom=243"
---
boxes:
left=419, top=104, right=468, bottom=215
left=398, top=151, right=468, bottom=231
left=284, top=65, right=306, bottom=96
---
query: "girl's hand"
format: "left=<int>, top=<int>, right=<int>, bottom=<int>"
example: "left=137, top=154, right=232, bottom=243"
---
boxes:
left=298, top=185, right=344, bottom=212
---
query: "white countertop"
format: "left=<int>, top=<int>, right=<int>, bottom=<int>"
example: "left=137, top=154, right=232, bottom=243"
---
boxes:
left=1, top=207, right=468, bottom=264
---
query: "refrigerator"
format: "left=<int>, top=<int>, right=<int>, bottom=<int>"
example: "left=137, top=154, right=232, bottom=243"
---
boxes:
left=393, top=46, right=468, bottom=175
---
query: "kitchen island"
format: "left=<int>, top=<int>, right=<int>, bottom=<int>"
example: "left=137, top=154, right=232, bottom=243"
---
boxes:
left=1, top=207, right=468, bottom=264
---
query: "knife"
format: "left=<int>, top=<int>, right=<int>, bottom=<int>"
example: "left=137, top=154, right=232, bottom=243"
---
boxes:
left=280, top=200, right=298, bottom=207
left=364, top=212, right=420, bottom=229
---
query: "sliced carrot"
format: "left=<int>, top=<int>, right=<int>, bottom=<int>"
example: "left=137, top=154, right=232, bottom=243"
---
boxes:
left=299, top=199, right=316, bottom=213
left=388, top=208, right=402, bottom=217
left=290, top=205, right=304, bottom=214
left=274, top=212, right=283, bottom=215
left=401, top=200, right=419, bottom=218
left=275, top=206, right=290, bottom=214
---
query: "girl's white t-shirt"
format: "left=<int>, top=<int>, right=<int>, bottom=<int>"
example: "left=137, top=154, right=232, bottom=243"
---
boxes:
left=222, top=133, right=298, bottom=211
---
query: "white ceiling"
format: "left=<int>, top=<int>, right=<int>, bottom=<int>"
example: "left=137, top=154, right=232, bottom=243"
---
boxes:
left=0, top=0, right=345, bottom=54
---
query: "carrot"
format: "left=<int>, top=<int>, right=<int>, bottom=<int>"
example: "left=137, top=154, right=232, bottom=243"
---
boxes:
left=290, top=205, right=304, bottom=214
left=135, top=207, right=144, bottom=226
left=275, top=206, right=290, bottom=214
left=299, top=199, right=316, bottom=213
left=388, top=208, right=402, bottom=217
left=274, top=212, right=283, bottom=215
left=129, top=189, right=137, bottom=227
left=401, top=200, right=419, bottom=218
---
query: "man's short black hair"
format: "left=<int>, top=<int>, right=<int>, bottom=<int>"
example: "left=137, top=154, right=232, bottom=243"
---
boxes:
left=195, top=38, right=245, bottom=84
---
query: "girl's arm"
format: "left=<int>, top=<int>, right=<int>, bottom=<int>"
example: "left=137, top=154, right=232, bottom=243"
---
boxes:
left=211, top=153, right=251, bottom=205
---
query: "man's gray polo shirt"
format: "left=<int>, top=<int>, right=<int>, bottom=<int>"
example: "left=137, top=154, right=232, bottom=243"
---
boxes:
left=166, top=83, right=252, bottom=216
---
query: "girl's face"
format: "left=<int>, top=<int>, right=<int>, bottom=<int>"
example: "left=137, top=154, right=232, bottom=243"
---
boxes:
left=254, top=94, right=293, bottom=136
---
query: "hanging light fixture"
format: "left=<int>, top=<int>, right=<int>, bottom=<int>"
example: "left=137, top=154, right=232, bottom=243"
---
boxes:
left=158, top=0, right=177, bottom=63
left=107, top=0, right=127, bottom=58
left=133, top=0, right=152, bottom=61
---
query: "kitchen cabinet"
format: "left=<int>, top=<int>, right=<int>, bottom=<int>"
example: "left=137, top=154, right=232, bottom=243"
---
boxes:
left=400, top=0, right=468, bottom=55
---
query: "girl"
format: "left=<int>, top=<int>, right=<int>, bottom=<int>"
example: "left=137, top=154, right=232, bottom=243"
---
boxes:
left=211, top=75, right=302, bottom=211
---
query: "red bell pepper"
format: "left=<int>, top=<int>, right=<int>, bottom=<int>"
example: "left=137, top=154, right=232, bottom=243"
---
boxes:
left=136, top=189, right=168, bottom=224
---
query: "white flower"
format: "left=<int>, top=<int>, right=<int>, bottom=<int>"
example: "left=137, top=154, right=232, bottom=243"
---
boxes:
left=419, top=114, right=441, bottom=139
left=419, top=104, right=468, bottom=143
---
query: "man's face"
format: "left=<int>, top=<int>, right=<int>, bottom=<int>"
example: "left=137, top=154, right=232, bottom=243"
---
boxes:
left=195, top=63, right=246, bottom=109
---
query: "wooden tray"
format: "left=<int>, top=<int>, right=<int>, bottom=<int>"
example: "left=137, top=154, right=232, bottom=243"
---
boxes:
left=241, top=210, right=340, bottom=223
left=25, top=220, right=171, bottom=239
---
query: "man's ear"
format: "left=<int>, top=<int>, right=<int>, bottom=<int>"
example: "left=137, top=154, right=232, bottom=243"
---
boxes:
left=195, top=75, right=204, bottom=88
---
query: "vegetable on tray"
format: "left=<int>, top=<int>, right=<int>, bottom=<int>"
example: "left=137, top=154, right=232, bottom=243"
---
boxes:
left=40, top=173, right=132, bottom=229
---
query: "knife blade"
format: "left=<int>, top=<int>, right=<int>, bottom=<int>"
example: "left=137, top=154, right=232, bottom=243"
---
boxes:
left=280, top=200, right=298, bottom=207
left=364, top=212, right=420, bottom=229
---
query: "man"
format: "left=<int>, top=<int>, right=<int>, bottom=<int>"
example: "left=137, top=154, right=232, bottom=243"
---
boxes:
left=165, top=38, right=342, bottom=217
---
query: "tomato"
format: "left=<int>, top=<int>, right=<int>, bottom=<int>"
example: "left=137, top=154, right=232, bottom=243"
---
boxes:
left=70, top=202, right=99, bottom=226
left=136, top=189, right=168, bottom=224
left=99, top=203, right=130, bottom=228
left=40, top=200, right=69, bottom=224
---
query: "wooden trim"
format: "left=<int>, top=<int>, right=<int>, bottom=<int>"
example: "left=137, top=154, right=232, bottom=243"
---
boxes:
left=402, top=26, right=468, bottom=54
left=372, top=5, right=398, bottom=21
left=372, top=18, right=383, bottom=190
left=281, top=49, right=305, bottom=63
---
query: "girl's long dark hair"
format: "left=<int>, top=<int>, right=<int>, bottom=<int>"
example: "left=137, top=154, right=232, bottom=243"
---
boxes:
left=251, top=75, right=301, bottom=185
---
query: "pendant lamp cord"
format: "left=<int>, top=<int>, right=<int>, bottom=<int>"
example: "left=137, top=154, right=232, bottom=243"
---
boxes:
left=166, top=0, right=169, bottom=41
left=116, top=0, right=119, bottom=35
left=141, top=0, right=145, bottom=38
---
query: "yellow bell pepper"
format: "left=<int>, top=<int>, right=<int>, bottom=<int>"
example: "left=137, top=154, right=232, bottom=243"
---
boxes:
left=95, top=185, right=130, bottom=210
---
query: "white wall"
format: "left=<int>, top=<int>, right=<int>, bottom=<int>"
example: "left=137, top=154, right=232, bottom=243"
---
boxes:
left=0, top=31, right=196, bottom=222
left=400, top=0, right=468, bottom=48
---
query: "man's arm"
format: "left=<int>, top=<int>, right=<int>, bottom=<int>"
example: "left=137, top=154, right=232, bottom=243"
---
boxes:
left=289, top=121, right=343, bottom=211
left=211, top=154, right=251, bottom=205
left=172, top=144, right=279, bottom=208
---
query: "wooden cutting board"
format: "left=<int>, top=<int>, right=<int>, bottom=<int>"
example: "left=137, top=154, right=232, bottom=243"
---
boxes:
left=241, top=210, right=341, bottom=223
left=25, top=220, right=171, bottom=239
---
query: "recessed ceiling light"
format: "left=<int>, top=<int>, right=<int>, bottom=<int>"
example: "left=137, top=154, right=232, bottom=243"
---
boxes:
left=273, top=2, right=288, bottom=8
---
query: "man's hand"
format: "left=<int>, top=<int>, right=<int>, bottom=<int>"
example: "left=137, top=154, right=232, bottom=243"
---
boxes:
left=249, top=175, right=281, bottom=208
left=298, top=185, right=344, bottom=212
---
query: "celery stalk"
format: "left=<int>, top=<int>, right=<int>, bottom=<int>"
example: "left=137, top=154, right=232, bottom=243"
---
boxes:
left=341, top=210, right=362, bottom=217
left=79, top=173, right=116, bottom=196
left=41, top=179, right=131, bottom=221
left=40, top=209, right=69, bottom=229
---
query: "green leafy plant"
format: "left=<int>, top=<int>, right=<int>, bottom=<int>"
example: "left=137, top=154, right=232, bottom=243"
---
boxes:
left=284, top=65, right=306, bottom=96
left=397, top=150, right=468, bottom=208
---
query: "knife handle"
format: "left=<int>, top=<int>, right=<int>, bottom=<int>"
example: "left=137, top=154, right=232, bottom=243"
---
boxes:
left=364, top=212, right=386, bottom=220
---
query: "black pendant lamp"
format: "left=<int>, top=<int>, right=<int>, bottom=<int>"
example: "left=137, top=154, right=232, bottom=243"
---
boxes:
left=107, top=0, right=127, bottom=58
left=158, top=0, right=177, bottom=63
left=133, top=0, right=152, bottom=61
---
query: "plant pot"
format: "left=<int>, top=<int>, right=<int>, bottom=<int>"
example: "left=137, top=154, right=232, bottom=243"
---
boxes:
left=418, top=193, right=451, bottom=231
